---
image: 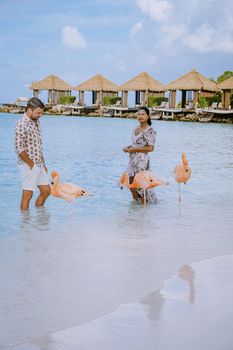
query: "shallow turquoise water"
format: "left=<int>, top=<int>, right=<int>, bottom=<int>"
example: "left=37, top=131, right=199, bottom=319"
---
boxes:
left=0, top=113, right=233, bottom=347
left=1, top=113, right=233, bottom=236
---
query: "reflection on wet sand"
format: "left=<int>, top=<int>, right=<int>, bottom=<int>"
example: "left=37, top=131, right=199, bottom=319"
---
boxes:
left=178, top=264, right=195, bottom=304
left=12, top=255, right=233, bottom=350
left=141, top=290, right=164, bottom=320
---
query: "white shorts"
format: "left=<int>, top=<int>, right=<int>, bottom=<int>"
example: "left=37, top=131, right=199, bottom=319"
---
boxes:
left=19, top=163, right=49, bottom=191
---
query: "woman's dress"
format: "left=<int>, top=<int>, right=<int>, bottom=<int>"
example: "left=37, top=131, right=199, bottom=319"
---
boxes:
left=126, top=126, right=157, bottom=203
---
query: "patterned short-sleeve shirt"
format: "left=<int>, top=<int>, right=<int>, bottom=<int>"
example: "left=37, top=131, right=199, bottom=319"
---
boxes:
left=15, top=113, right=44, bottom=165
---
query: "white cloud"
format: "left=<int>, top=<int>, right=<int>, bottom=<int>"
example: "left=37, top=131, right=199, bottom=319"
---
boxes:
left=161, top=23, right=187, bottom=46
left=183, top=23, right=233, bottom=53
left=136, top=51, right=158, bottom=66
left=62, top=25, right=87, bottom=49
left=134, top=0, right=233, bottom=54
left=103, top=52, right=127, bottom=71
left=130, top=21, right=144, bottom=38
left=136, top=0, right=172, bottom=22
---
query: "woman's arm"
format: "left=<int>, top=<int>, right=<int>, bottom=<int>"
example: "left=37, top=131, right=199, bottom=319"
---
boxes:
left=123, top=145, right=154, bottom=153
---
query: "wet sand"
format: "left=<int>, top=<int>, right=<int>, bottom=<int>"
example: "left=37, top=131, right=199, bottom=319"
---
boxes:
left=10, top=255, right=233, bottom=350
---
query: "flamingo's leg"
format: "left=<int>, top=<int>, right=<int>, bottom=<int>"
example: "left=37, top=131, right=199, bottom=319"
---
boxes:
left=67, top=201, right=73, bottom=226
left=143, top=189, right=146, bottom=206
left=178, top=183, right=181, bottom=216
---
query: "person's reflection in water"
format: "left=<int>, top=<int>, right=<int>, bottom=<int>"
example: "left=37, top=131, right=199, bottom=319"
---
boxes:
left=20, top=209, right=32, bottom=232
left=20, top=207, right=51, bottom=232
left=34, top=206, right=51, bottom=230
left=122, top=201, right=156, bottom=239
left=141, top=290, right=164, bottom=321
left=178, top=264, right=195, bottom=304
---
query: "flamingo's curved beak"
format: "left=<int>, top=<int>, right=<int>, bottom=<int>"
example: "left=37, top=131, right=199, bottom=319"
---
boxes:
left=51, top=181, right=54, bottom=185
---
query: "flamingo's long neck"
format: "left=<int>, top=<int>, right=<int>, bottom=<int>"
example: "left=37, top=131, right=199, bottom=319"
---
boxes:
left=126, top=174, right=138, bottom=189
left=51, top=173, right=60, bottom=194
left=122, top=173, right=133, bottom=189
left=182, top=153, right=188, bottom=167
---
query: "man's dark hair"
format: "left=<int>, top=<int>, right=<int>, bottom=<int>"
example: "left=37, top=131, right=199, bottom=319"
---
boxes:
left=26, top=97, right=44, bottom=111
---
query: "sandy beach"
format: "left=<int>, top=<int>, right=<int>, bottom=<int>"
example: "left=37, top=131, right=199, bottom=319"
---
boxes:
left=7, top=255, right=233, bottom=350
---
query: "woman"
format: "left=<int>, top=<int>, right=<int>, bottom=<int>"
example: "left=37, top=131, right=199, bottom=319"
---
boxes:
left=123, top=106, right=157, bottom=203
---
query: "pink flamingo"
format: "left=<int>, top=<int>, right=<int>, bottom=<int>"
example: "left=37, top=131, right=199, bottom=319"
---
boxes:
left=174, top=153, right=191, bottom=185
left=51, top=171, right=91, bottom=202
left=120, top=170, right=169, bottom=205
left=174, top=153, right=191, bottom=214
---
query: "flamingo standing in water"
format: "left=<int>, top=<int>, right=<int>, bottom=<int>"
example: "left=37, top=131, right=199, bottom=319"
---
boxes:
left=174, top=153, right=191, bottom=214
left=174, top=153, right=191, bottom=185
left=120, top=170, right=168, bottom=205
left=51, top=171, right=91, bottom=202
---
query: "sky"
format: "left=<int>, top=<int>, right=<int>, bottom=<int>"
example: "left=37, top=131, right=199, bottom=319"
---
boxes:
left=0, top=0, right=232, bottom=103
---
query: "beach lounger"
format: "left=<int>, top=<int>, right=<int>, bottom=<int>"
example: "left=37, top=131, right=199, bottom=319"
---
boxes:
left=209, top=102, right=218, bottom=109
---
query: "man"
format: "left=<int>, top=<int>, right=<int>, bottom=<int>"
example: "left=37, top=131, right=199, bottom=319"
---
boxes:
left=15, top=97, right=50, bottom=210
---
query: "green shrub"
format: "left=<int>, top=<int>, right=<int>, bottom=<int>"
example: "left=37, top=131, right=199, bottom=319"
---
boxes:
left=198, top=96, right=209, bottom=108
left=205, top=95, right=221, bottom=106
left=103, top=96, right=121, bottom=106
left=60, top=96, right=76, bottom=105
left=148, top=96, right=168, bottom=107
left=217, top=71, right=233, bottom=83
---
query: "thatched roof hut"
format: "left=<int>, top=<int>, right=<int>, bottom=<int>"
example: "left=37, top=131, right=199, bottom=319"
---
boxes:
left=30, top=74, right=73, bottom=105
left=119, top=72, right=165, bottom=92
left=30, top=74, right=73, bottom=91
left=166, top=69, right=219, bottom=108
left=74, top=74, right=118, bottom=106
left=167, top=69, right=218, bottom=92
left=119, top=72, right=165, bottom=107
left=219, top=76, right=233, bottom=90
left=75, top=74, right=118, bottom=92
left=218, top=76, right=233, bottom=110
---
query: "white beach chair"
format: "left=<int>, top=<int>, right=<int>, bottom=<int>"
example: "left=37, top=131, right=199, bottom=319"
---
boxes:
left=210, top=102, right=218, bottom=109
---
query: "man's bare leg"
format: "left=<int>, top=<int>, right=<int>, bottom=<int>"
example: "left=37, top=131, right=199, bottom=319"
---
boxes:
left=35, top=185, right=51, bottom=207
left=20, top=190, right=33, bottom=210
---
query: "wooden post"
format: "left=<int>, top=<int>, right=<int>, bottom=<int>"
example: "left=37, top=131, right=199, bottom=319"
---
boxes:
left=100, top=91, right=103, bottom=106
left=145, top=90, right=149, bottom=106
left=169, top=90, right=176, bottom=108
left=193, top=91, right=199, bottom=105
left=141, top=91, right=145, bottom=106
left=221, top=91, right=225, bottom=109
left=48, top=90, right=51, bottom=104
left=224, top=90, right=231, bottom=110
left=79, top=91, right=84, bottom=106
left=55, top=90, right=59, bottom=105
left=122, top=91, right=128, bottom=107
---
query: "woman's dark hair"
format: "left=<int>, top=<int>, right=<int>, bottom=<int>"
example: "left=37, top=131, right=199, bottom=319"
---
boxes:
left=26, top=97, right=44, bottom=111
left=138, top=106, right=152, bottom=126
